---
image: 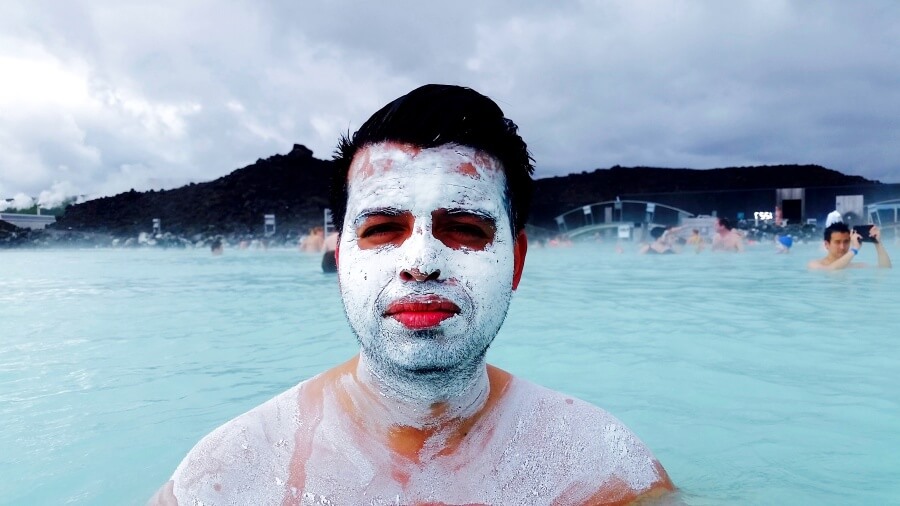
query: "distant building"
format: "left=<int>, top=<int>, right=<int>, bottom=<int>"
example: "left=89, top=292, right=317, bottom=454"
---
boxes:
left=617, top=183, right=900, bottom=227
left=0, top=213, right=57, bottom=230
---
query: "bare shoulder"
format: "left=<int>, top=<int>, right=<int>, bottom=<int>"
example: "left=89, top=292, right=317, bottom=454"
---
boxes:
left=167, top=381, right=306, bottom=504
left=502, top=377, right=673, bottom=503
left=146, top=480, right=176, bottom=506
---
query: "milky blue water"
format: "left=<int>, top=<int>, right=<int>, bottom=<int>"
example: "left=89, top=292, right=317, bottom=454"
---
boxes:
left=1, top=244, right=898, bottom=505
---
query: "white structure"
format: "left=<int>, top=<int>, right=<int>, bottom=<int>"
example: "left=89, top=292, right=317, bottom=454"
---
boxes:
left=867, top=199, right=900, bottom=239
left=0, top=213, right=56, bottom=230
left=554, top=199, right=694, bottom=240
left=835, top=195, right=865, bottom=222
left=264, top=214, right=276, bottom=236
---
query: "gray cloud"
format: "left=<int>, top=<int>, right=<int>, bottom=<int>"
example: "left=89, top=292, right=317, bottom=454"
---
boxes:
left=1, top=0, right=898, bottom=205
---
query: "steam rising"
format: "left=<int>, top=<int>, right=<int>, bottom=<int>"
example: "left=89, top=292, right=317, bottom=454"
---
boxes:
left=0, top=193, right=35, bottom=212
left=38, top=181, right=82, bottom=209
left=1, top=182, right=85, bottom=212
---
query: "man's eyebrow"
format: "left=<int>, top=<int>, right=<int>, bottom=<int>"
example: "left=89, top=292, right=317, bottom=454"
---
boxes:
left=352, top=207, right=406, bottom=228
left=440, top=208, right=497, bottom=222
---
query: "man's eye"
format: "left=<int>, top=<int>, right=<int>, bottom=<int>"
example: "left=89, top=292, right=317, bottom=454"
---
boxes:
left=446, top=224, right=490, bottom=238
left=359, top=223, right=405, bottom=238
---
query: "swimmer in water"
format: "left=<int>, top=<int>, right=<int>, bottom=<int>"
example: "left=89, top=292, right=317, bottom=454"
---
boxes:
left=711, top=217, right=744, bottom=252
left=210, top=238, right=223, bottom=256
left=299, top=226, right=325, bottom=252
left=686, top=228, right=704, bottom=253
left=807, top=222, right=892, bottom=270
left=150, top=84, right=673, bottom=506
left=639, top=226, right=677, bottom=254
left=775, top=234, right=792, bottom=254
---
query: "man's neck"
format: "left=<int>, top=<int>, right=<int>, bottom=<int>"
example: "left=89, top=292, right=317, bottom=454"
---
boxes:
left=353, top=352, right=491, bottom=428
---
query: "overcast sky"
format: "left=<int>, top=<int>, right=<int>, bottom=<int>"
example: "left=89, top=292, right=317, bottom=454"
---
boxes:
left=2, top=1, right=899, bottom=209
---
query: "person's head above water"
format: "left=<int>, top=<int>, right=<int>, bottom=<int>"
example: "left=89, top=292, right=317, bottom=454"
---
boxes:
left=329, top=84, right=534, bottom=236
left=716, top=217, right=733, bottom=231
left=824, top=222, right=850, bottom=242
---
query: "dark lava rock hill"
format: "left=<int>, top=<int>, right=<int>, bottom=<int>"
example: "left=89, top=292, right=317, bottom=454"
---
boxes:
left=55, top=144, right=333, bottom=237
left=54, top=145, right=877, bottom=237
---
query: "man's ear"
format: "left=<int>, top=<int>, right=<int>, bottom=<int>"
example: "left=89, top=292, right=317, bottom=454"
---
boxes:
left=512, top=230, right=528, bottom=290
left=334, top=240, right=341, bottom=288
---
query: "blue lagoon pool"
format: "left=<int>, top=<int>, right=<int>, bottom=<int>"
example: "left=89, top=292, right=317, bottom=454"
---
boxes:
left=1, top=244, right=898, bottom=504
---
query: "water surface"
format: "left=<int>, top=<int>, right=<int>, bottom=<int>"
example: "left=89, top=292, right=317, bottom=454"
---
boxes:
left=1, top=244, right=897, bottom=504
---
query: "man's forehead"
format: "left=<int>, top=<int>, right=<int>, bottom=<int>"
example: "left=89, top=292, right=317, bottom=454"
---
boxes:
left=347, top=142, right=503, bottom=181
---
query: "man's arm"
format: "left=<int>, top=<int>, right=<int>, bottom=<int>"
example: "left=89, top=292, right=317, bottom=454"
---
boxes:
left=875, top=243, right=892, bottom=268
left=734, top=233, right=745, bottom=252
left=809, top=231, right=863, bottom=270
left=871, top=226, right=892, bottom=268
left=808, top=250, right=855, bottom=270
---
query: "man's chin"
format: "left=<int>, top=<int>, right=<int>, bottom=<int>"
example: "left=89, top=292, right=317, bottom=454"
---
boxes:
left=365, top=339, right=488, bottom=376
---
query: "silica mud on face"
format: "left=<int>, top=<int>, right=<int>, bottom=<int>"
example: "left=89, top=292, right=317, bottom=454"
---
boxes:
left=338, top=143, right=515, bottom=403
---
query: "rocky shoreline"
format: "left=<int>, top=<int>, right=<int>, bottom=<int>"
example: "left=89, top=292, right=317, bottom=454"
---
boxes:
left=0, top=224, right=302, bottom=250
left=2, top=143, right=891, bottom=249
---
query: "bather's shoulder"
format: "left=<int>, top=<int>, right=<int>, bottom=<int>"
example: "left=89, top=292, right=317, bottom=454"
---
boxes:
left=166, top=381, right=307, bottom=505
left=507, top=376, right=648, bottom=441
left=503, top=376, right=672, bottom=501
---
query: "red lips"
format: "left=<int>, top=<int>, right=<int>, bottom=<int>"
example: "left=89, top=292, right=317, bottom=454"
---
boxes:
left=384, top=296, right=461, bottom=329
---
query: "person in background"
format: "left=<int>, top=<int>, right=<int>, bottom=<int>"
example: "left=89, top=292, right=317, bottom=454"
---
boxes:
left=685, top=228, right=704, bottom=253
left=640, top=226, right=678, bottom=254
left=210, top=238, right=223, bottom=256
left=775, top=234, right=792, bottom=254
left=299, top=226, right=325, bottom=252
left=808, top=222, right=892, bottom=270
left=711, top=217, right=744, bottom=252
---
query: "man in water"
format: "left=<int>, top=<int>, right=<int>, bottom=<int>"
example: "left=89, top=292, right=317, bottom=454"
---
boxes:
left=807, top=222, right=892, bottom=270
left=299, top=226, right=325, bottom=252
left=150, top=84, right=673, bottom=505
left=711, top=217, right=744, bottom=252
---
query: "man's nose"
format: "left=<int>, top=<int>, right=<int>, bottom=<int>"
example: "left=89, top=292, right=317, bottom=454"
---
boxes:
left=396, top=221, right=445, bottom=282
left=400, top=267, right=441, bottom=282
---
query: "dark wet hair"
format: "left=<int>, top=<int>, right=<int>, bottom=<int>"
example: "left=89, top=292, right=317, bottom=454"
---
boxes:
left=650, top=226, right=666, bottom=239
left=717, top=217, right=733, bottom=231
left=329, top=84, right=534, bottom=235
left=824, top=222, right=850, bottom=241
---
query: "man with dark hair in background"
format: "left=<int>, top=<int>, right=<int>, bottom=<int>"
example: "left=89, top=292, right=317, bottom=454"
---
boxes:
left=808, top=222, right=892, bottom=270
left=151, top=84, right=673, bottom=505
left=711, top=217, right=744, bottom=252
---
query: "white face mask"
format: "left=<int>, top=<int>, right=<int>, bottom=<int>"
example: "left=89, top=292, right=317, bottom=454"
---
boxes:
left=337, top=142, right=518, bottom=381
